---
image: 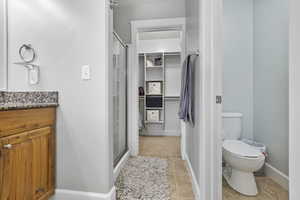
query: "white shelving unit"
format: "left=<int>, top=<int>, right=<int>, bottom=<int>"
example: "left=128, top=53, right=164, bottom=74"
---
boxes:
left=143, top=52, right=165, bottom=124
left=139, top=51, right=182, bottom=136
left=137, top=30, right=184, bottom=136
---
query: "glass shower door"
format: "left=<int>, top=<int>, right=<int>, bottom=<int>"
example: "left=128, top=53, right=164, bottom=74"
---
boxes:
left=113, top=32, right=128, bottom=166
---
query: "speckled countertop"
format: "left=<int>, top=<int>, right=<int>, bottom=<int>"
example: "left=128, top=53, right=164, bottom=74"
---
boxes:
left=0, top=91, right=58, bottom=111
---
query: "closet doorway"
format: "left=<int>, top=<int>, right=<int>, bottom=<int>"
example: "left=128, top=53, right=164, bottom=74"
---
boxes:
left=128, top=18, right=186, bottom=158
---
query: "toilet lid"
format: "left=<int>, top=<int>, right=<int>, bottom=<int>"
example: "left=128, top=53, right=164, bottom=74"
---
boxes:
left=223, top=140, right=262, bottom=158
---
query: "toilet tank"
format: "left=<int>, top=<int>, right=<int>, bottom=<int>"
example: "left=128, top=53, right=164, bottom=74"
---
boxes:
left=222, top=112, right=243, bottom=140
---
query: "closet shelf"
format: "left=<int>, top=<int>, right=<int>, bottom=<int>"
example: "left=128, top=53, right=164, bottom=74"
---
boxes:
left=139, top=96, right=180, bottom=100
left=165, top=96, right=180, bottom=100
left=146, top=107, right=164, bottom=110
left=146, top=79, right=164, bottom=82
left=164, top=52, right=181, bottom=56
left=144, top=120, right=164, bottom=124
left=145, top=94, right=163, bottom=96
left=139, top=52, right=180, bottom=56
left=146, top=66, right=163, bottom=69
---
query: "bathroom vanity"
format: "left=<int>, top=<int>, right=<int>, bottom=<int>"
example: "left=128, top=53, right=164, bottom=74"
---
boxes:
left=0, top=91, right=58, bottom=200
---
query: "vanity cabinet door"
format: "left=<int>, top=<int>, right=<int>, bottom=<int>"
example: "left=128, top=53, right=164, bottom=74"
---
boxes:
left=30, top=127, right=54, bottom=200
left=0, top=108, right=56, bottom=200
left=0, top=132, right=33, bottom=200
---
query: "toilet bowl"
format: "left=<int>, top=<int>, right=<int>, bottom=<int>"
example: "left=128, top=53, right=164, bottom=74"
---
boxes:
left=223, top=140, right=265, bottom=196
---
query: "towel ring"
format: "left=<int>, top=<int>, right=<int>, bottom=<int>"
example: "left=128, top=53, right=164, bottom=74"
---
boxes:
left=18, top=44, right=36, bottom=63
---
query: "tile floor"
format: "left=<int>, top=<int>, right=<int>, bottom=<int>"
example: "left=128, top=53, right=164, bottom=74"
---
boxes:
left=139, top=136, right=289, bottom=200
left=139, top=136, right=195, bottom=200
left=223, top=173, right=289, bottom=200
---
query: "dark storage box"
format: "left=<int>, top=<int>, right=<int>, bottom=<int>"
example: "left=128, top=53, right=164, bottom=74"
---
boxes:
left=146, top=96, right=163, bottom=108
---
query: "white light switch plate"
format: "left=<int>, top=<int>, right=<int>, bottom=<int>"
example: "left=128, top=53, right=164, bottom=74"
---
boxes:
left=81, top=65, right=91, bottom=80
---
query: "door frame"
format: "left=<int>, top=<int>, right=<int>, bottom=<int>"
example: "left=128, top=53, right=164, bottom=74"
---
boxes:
left=200, top=0, right=223, bottom=199
left=289, top=0, right=300, bottom=198
left=1, top=0, right=8, bottom=90
left=213, top=0, right=300, bottom=199
left=128, top=18, right=186, bottom=157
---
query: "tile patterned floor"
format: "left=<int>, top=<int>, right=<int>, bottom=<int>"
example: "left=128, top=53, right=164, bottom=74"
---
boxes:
left=139, top=136, right=195, bottom=200
left=139, top=136, right=289, bottom=200
left=223, top=175, right=289, bottom=200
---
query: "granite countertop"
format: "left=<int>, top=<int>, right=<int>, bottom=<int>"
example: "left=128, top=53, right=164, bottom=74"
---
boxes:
left=0, top=91, right=59, bottom=111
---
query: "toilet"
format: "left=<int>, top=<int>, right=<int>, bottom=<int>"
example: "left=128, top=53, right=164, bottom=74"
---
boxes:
left=222, top=112, right=265, bottom=196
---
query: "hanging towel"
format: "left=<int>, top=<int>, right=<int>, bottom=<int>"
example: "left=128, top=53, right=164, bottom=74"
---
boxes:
left=178, top=55, right=195, bottom=126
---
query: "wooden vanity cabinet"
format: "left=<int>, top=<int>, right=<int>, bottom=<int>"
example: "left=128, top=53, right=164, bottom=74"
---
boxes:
left=0, top=108, right=56, bottom=200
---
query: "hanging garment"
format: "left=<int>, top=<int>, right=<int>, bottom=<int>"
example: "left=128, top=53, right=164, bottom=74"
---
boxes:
left=178, top=55, right=195, bottom=126
left=139, top=110, right=145, bottom=129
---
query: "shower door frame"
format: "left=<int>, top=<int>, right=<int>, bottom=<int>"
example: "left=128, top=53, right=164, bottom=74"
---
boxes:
left=112, top=31, right=129, bottom=167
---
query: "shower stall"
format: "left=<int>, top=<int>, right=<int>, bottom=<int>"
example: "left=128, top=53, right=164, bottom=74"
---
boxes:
left=112, top=32, right=128, bottom=166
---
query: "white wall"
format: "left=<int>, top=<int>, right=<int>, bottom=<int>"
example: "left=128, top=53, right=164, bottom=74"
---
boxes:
left=253, top=0, right=289, bottom=175
left=290, top=0, right=300, bottom=198
left=223, top=0, right=254, bottom=140
left=165, top=55, right=182, bottom=96
left=7, top=0, right=113, bottom=194
left=0, top=0, right=6, bottom=90
left=114, top=0, right=186, bottom=43
left=138, top=39, right=181, bottom=53
left=185, top=0, right=223, bottom=198
left=185, top=0, right=201, bottom=187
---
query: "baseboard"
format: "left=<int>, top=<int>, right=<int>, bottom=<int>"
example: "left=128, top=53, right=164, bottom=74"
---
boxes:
left=181, top=121, right=186, bottom=160
left=50, top=186, right=116, bottom=200
left=184, top=153, right=200, bottom=200
left=265, top=163, right=289, bottom=190
left=181, top=146, right=187, bottom=161
left=113, top=150, right=130, bottom=182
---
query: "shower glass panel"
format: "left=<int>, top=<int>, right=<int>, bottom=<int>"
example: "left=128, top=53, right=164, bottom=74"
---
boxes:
left=113, top=32, right=128, bottom=166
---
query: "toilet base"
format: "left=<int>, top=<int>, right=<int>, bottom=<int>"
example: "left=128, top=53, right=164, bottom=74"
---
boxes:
left=224, top=167, right=258, bottom=196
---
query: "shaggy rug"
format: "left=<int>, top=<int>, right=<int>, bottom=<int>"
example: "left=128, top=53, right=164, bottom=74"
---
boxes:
left=115, top=156, right=170, bottom=200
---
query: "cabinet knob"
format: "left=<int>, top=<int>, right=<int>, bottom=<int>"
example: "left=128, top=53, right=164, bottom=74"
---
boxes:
left=36, top=187, right=45, bottom=193
left=3, top=144, right=12, bottom=149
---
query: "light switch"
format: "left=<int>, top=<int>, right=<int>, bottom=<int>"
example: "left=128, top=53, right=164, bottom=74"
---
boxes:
left=81, top=65, right=91, bottom=80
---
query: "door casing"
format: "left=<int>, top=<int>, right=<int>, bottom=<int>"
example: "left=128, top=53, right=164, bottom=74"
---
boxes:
left=129, top=18, right=186, bottom=158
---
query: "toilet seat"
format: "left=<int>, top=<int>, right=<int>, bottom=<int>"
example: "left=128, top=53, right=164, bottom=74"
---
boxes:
left=223, top=140, right=262, bottom=158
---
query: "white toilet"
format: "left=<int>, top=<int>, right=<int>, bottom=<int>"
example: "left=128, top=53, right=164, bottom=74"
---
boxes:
left=222, top=112, right=265, bottom=196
